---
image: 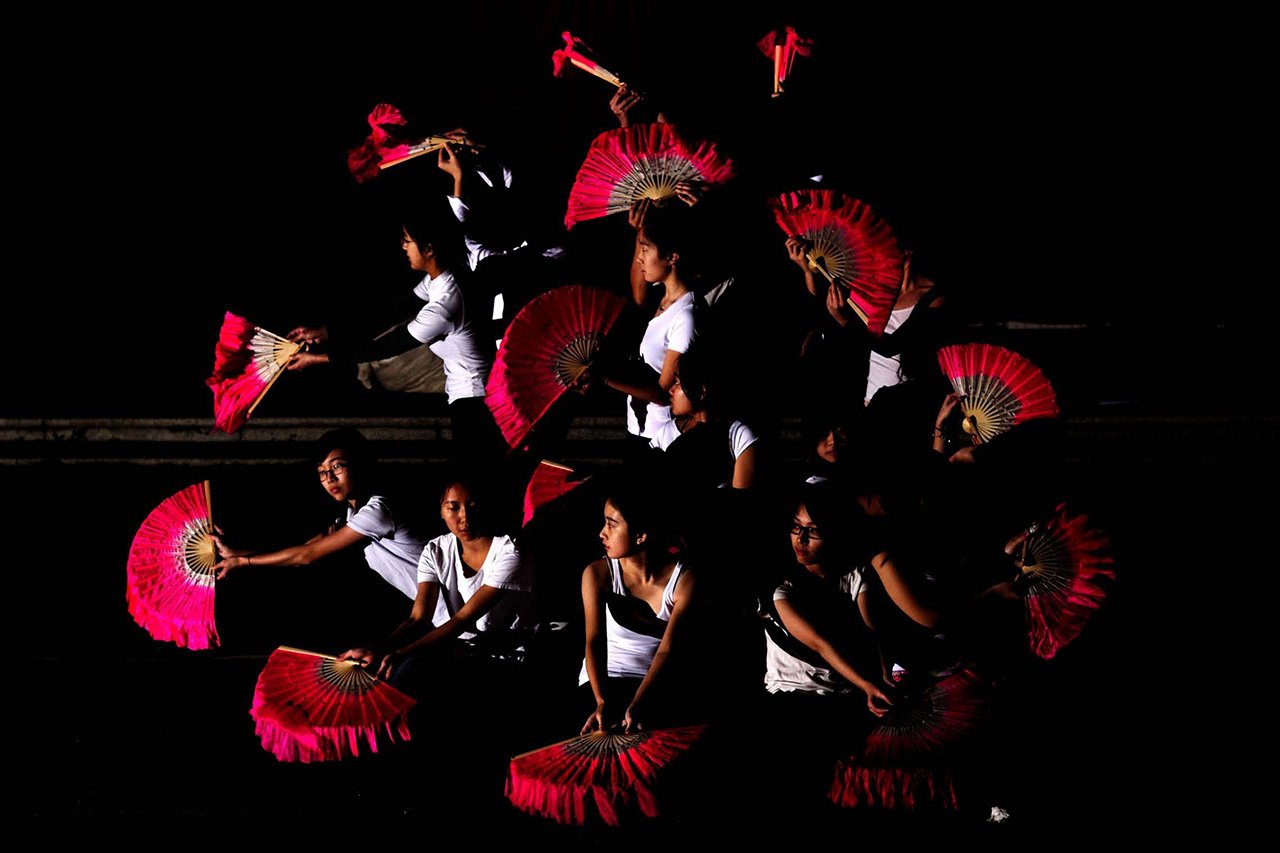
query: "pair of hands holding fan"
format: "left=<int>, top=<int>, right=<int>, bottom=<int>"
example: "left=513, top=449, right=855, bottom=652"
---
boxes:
left=336, top=646, right=403, bottom=682
left=628, top=191, right=704, bottom=232
left=582, top=698, right=648, bottom=736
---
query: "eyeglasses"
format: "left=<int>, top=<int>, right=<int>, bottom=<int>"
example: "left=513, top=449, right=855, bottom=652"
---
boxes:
left=790, top=524, right=822, bottom=540
left=317, top=460, right=348, bottom=480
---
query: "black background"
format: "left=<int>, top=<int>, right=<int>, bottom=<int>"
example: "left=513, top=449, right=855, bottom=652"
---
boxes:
left=10, top=2, right=1245, bottom=419
left=2, top=2, right=1258, bottom=835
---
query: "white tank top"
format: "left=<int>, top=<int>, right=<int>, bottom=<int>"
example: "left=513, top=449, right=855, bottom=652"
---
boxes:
left=578, top=558, right=684, bottom=684
left=864, top=304, right=913, bottom=404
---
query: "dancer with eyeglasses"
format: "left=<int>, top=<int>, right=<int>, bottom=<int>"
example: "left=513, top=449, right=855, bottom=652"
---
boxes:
left=762, top=482, right=893, bottom=714
left=746, top=482, right=895, bottom=809
left=212, top=429, right=430, bottom=602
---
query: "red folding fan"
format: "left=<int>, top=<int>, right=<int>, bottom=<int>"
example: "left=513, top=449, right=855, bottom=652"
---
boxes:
left=523, top=461, right=590, bottom=526
left=346, top=103, right=410, bottom=183
left=207, top=312, right=301, bottom=434
left=486, top=285, right=627, bottom=449
left=506, top=724, right=708, bottom=825
left=250, top=646, right=416, bottom=763
left=936, top=343, right=1060, bottom=443
left=565, top=123, right=735, bottom=229
left=830, top=669, right=992, bottom=811
left=758, top=26, right=813, bottom=97
left=126, top=481, right=219, bottom=650
left=769, top=189, right=905, bottom=336
left=551, top=31, right=626, bottom=88
left=378, top=131, right=486, bottom=172
left=1015, top=504, right=1115, bottom=659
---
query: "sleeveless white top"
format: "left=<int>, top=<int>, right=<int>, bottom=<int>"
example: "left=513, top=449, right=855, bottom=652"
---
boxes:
left=578, top=558, right=684, bottom=684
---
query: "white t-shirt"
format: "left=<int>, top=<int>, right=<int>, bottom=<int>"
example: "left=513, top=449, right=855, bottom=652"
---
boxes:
left=447, top=165, right=524, bottom=272
left=864, top=304, right=912, bottom=404
left=578, top=558, right=685, bottom=685
left=648, top=417, right=758, bottom=459
left=416, top=533, right=535, bottom=639
left=407, top=270, right=492, bottom=404
left=343, top=496, right=431, bottom=600
left=626, top=291, right=697, bottom=439
left=764, top=569, right=866, bottom=695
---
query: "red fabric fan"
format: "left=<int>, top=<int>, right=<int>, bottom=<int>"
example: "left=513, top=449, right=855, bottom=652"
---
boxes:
left=830, top=670, right=992, bottom=810
left=486, top=285, right=627, bottom=449
left=250, top=646, right=415, bottom=763
left=757, top=26, right=813, bottom=96
left=523, top=461, right=590, bottom=526
left=506, top=725, right=707, bottom=825
left=126, top=481, right=219, bottom=650
left=769, top=189, right=905, bottom=336
left=1016, top=504, right=1115, bottom=659
left=936, top=343, right=1060, bottom=443
left=552, top=31, right=625, bottom=88
left=207, top=312, right=300, bottom=434
left=565, top=123, right=735, bottom=229
left=346, top=103, right=410, bottom=183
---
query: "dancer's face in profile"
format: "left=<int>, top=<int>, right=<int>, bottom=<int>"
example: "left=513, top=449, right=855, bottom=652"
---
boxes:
left=317, top=449, right=355, bottom=503
left=402, top=229, right=432, bottom=273
left=441, top=483, right=479, bottom=541
left=791, top=504, right=827, bottom=567
left=669, top=375, right=696, bottom=416
left=600, top=499, right=643, bottom=559
left=635, top=229, right=675, bottom=283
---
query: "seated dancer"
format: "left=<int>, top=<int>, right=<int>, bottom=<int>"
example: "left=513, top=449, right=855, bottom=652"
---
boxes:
left=751, top=484, right=894, bottom=808
left=648, top=340, right=759, bottom=488
left=286, top=212, right=501, bottom=461
left=803, top=413, right=854, bottom=485
left=762, top=484, right=893, bottom=714
left=339, top=474, right=537, bottom=687
left=579, top=481, right=697, bottom=734
left=213, top=428, right=426, bottom=602
left=212, top=425, right=427, bottom=596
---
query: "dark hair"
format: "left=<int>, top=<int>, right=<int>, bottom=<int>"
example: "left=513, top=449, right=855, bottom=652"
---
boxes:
left=795, top=481, right=867, bottom=538
left=437, top=472, right=491, bottom=506
left=313, top=428, right=373, bottom=469
left=403, top=207, right=466, bottom=271
left=640, top=203, right=701, bottom=278
left=604, top=476, right=668, bottom=550
left=803, top=405, right=863, bottom=452
left=674, top=341, right=712, bottom=412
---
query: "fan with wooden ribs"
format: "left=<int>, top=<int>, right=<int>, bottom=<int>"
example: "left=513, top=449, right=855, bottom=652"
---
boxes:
left=770, top=189, right=905, bottom=336
left=565, top=123, right=735, bottom=229
left=486, top=285, right=627, bottom=449
left=1013, top=504, right=1115, bottom=659
left=936, top=343, right=1060, bottom=443
left=250, top=646, right=416, bottom=763
left=207, top=312, right=300, bottom=434
left=126, top=481, right=220, bottom=650
left=830, top=669, right=993, bottom=811
left=345, top=102, right=486, bottom=181
left=551, top=31, right=627, bottom=89
left=506, top=725, right=708, bottom=825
